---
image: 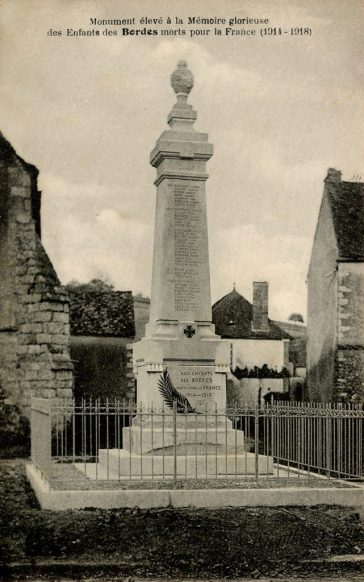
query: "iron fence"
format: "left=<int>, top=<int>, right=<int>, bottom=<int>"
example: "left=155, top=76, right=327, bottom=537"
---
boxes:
left=31, top=398, right=364, bottom=484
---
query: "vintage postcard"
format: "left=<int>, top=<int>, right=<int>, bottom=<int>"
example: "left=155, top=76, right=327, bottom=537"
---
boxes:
left=0, top=0, right=363, bottom=579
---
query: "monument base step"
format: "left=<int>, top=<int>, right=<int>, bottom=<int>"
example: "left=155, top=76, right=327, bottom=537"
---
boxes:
left=94, top=449, right=273, bottom=479
left=122, top=425, right=244, bottom=454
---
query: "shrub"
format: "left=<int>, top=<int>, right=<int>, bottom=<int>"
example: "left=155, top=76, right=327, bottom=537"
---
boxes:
left=0, top=384, right=30, bottom=458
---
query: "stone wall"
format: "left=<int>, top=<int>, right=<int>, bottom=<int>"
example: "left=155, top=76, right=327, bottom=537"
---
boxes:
left=0, top=133, right=73, bottom=414
left=335, top=348, right=364, bottom=400
left=337, top=263, right=364, bottom=346
left=334, top=262, right=364, bottom=400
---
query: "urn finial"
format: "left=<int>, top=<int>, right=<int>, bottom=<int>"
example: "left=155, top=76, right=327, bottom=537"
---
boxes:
left=171, top=61, right=194, bottom=99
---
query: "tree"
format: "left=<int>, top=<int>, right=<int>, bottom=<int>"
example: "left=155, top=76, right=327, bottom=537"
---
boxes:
left=65, top=278, right=114, bottom=293
left=0, top=384, right=30, bottom=455
left=288, top=313, right=304, bottom=323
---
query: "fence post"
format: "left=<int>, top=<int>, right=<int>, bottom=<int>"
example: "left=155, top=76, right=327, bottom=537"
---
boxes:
left=173, top=399, right=177, bottom=483
left=254, top=403, right=259, bottom=482
left=359, top=406, right=363, bottom=479
left=325, top=404, right=332, bottom=477
left=31, top=398, right=52, bottom=469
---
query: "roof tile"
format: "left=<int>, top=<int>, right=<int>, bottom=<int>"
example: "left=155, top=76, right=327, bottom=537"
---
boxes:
left=327, top=181, right=364, bottom=259
left=212, top=289, right=290, bottom=340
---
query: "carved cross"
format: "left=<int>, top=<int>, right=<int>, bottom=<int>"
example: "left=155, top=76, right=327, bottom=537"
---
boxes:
left=183, top=325, right=196, bottom=338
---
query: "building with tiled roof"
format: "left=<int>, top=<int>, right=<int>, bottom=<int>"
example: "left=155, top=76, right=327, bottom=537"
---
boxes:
left=213, top=287, right=290, bottom=341
left=327, top=181, right=364, bottom=259
left=212, top=283, right=291, bottom=405
left=307, top=169, right=364, bottom=402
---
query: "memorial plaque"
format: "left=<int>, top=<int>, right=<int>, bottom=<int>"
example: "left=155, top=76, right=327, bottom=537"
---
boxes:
left=167, top=365, right=225, bottom=411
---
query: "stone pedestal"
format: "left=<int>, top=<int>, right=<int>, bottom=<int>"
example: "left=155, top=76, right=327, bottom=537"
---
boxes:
left=133, top=333, right=230, bottom=412
left=122, top=416, right=244, bottom=455
left=98, top=449, right=272, bottom=479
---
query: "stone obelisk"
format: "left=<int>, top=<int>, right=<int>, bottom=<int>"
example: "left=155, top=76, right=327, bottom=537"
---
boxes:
left=93, top=63, right=272, bottom=478
left=133, top=61, right=230, bottom=412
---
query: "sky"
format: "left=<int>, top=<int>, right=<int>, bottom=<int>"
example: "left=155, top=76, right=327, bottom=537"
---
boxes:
left=0, top=0, right=363, bottom=321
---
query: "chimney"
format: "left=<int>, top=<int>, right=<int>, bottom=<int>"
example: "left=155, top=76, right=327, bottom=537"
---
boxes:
left=324, top=168, right=342, bottom=184
left=252, top=282, right=270, bottom=333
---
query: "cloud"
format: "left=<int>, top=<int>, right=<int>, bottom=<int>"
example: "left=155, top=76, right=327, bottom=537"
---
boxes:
left=39, top=174, right=154, bottom=293
left=210, top=224, right=309, bottom=319
left=0, top=0, right=363, bottom=320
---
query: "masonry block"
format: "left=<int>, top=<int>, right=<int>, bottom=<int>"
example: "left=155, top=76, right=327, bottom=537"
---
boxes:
left=53, top=334, right=69, bottom=345
left=40, top=388, right=57, bottom=399
left=32, top=311, right=52, bottom=323
left=52, top=312, right=69, bottom=323
left=27, top=345, right=41, bottom=354
left=38, top=368, right=54, bottom=380
left=18, top=334, right=37, bottom=345
left=20, top=323, right=43, bottom=334
left=42, top=322, right=66, bottom=334
left=36, top=333, right=53, bottom=344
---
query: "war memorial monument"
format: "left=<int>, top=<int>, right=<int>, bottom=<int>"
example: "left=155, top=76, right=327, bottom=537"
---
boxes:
left=134, top=60, right=230, bottom=411
left=97, top=62, right=261, bottom=478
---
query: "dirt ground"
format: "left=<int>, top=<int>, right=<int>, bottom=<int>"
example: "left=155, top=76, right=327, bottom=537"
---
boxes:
left=18, top=576, right=364, bottom=582
left=1, top=460, right=363, bottom=580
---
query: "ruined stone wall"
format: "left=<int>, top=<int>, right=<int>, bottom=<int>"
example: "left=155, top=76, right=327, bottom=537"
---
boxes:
left=0, top=139, right=20, bottom=400
left=0, top=134, right=73, bottom=414
left=335, top=262, right=364, bottom=400
left=306, top=193, right=339, bottom=401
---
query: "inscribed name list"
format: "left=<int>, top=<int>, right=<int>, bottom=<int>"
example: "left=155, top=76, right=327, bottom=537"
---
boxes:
left=173, top=183, right=207, bottom=314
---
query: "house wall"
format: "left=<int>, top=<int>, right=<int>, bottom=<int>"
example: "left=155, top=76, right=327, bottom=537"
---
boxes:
left=0, top=140, right=73, bottom=414
left=230, top=339, right=289, bottom=371
left=227, top=376, right=286, bottom=406
left=307, top=193, right=339, bottom=402
left=335, top=262, right=364, bottom=400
